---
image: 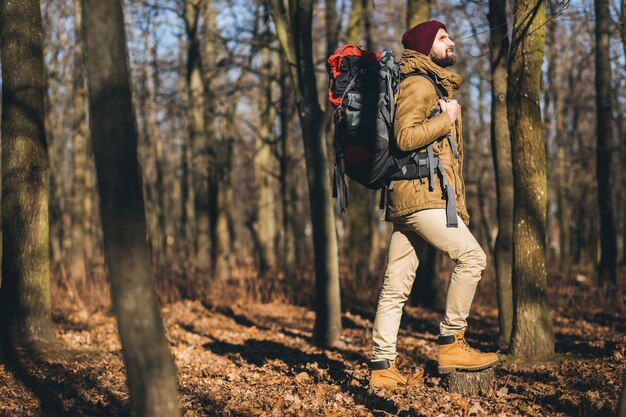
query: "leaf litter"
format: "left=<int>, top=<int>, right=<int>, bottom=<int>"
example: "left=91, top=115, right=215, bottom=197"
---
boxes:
left=0, top=298, right=623, bottom=416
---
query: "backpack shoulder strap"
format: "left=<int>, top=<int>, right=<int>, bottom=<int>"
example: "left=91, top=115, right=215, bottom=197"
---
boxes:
left=399, top=72, right=459, bottom=159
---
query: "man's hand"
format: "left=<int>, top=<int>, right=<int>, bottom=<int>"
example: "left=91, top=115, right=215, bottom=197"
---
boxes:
left=438, top=99, right=461, bottom=124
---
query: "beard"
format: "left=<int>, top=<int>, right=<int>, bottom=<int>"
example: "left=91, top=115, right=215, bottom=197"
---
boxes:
left=430, top=49, right=457, bottom=68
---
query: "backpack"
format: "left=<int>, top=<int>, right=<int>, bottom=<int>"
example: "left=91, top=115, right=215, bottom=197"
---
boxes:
left=326, top=44, right=459, bottom=227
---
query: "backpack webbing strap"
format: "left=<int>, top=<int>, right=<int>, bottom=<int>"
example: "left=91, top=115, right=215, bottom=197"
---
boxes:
left=427, top=144, right=436, bottom=191
left=332, top=115, right=349, bottom=214
left=434, top=158, right=458, bottom=228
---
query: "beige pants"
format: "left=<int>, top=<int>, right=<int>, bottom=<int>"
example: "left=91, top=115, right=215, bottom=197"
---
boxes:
left=372, top=209, right=487, bottom=360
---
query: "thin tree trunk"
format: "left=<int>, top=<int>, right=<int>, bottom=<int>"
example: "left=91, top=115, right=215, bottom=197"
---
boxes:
left=184, top=0, right=211, bottom=273
left=0, top=0, right=56, bottom=346
left=620, top=0, right=626, bottom=265
left=344, top=0, right=378, bottom=283
left=545, top=6, right=570, bottom=267
left=254, top=4, right=277, bottom=275
left=278, top=57, right=298, bottom=284
left=488, top=0, right=513, bottom=346
left=139, top=19, right=169, bottom=292
left=407, top=0, right=432, bottom=28
left=269, top=0, right=343, bottom=347
left=326, top=0, right=339, bottom=56
left=595, top=0, right=618, bottom=294
left=81, top=1, right=180, bottom=415
left=201, top=0, right=230, bottom=281
left=508, top=0, right=554, bottom=362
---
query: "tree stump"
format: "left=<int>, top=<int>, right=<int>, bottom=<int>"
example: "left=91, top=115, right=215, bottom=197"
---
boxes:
left=441, top=368, right=495, bottom=396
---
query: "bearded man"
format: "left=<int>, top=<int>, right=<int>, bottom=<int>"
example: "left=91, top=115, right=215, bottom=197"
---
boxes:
left=369, top=20, right=499, bottom=389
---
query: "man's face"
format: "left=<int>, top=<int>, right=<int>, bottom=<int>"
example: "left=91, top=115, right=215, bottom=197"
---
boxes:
left=429, top=28, right=457, bottom=67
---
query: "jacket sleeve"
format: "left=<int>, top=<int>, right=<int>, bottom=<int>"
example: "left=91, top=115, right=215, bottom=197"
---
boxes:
left=394, top=76, right=452, bottom=152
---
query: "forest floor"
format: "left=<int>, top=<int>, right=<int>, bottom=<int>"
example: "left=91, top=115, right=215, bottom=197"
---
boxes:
left=0, top=275, right=625, bottom=417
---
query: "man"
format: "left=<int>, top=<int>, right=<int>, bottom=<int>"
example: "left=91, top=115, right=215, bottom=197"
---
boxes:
left=369, top=20, right=498, bottom=389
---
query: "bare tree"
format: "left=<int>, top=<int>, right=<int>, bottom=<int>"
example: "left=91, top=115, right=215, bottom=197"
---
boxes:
left=81, top=0, right=181, bottom=415
left=594, top=0, right=618, bottom=296
left=488, top=0, right=513, bottom=345
left=0, top=0, right=56, bottom=347
left=269, top=0, right=343, bottom=346
left=507, top=0, right=554, bottom=362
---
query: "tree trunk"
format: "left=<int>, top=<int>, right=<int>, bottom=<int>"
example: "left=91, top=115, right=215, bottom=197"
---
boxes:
left=278, top=56, right=299, bottom=284
left=546, top=6, right=570, bottom=267
left=407, top=0, right=432, bottom=28
left=0, top=0, right=56, bottom=346
left=81, top=1, right=180, bottom=415
left=488, top=0, right=513, bottom=346
left=200, top=0, right=230, bottom=281
left=326, top=0, right=339, bottom=56
left=269, top=0, right=343, bottom=347
left=507, top=0, right=554, bottom=362
left=67, top=0, right=91, bottom=296
left=139, top=18, right=169, bottom=292
left=595, top=0, right=618, bottom=293
left=254, top=4, right=278, bottom=275
left=344, top=0, right=379, bottom=282
left=184, top=0, right=211, bottom=273
left=616, top=0, right=626, bottom=265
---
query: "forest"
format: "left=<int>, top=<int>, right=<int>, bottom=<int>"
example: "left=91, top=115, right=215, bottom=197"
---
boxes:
left=0, top=0, right=625, bottom=416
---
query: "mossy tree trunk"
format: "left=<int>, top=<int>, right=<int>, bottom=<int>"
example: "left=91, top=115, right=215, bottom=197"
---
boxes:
left=269, top=0, right=343, bottom=347
left=81, top=1, right=180, bottom=415
left=0, top=0, right=56, bottom=347
left=507, top=0, right=554, bottom=362
left=488, top=0, right=513, bottom=346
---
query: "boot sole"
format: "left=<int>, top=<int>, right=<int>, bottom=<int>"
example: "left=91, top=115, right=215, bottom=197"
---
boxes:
left=437, top=359, right=499, bottom=374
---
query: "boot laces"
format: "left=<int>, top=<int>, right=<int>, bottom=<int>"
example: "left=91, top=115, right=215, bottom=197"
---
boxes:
left=459, top=337, right=478, bottom=353
left=388, top=361, right=406, bottom=380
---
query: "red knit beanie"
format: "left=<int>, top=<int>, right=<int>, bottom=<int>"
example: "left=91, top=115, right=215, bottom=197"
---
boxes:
left=401, top=20, right=447, bottom=55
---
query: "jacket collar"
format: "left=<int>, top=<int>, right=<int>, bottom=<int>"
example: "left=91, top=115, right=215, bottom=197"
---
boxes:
left=399, top=49, right=463, bottom=98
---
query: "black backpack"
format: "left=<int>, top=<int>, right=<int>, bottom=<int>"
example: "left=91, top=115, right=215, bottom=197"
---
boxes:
left=326, top=44, right=458, bottom=227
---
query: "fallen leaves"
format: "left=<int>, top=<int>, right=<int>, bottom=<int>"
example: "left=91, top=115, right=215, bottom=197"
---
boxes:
left=0, top=299, right=623, bottom=416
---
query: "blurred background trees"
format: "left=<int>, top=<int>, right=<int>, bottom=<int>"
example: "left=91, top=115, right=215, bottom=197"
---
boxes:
left=2, top=0, right=624, bottom=351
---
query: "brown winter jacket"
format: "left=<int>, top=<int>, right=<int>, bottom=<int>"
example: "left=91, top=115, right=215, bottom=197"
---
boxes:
left=386, top=49, right=469, bottom=224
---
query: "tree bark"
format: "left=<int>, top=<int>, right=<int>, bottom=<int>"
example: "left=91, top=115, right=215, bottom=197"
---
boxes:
left=254, top=3, right=278, bottom=275
left=67, top=0, right=91, bottom=296
left=200, top=0, right=230, bottom=281
left=183, top=0, right=211, bottom=273
left=488, top=0, right=514, bottom=346
left=278, top=57, right=299, bottom=284
left=621, top=0, right=626, bottom=266
left=546, top=4, right=569, bottom=267
left=508, top=0, right=554, bottom=362
left=0, top=0, right=56, bottom=346
left=594, top=0, right=618, bottom=293
left=269, top=0, right=343, bottom=347
left=81, top=1, right=180, bottom=415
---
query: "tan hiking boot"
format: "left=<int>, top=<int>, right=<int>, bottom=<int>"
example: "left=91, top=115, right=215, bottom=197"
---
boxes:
left=437, top=331, right=499, bottom=374
left=369, top=359, right=408, bottom=389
